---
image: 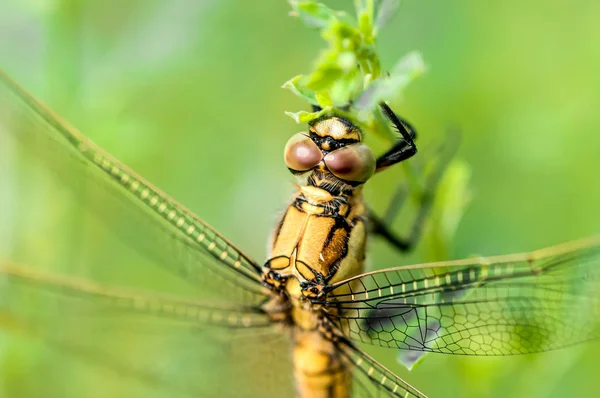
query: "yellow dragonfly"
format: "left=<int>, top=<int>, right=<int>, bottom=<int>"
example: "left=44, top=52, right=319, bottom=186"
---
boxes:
left=0, top=69, right=599, bottom=398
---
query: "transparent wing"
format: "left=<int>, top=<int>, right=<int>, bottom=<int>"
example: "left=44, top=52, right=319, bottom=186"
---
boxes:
left=0, top=70, right=266, bottom=306
left=0, top=261, right=292, bottom=398
left=320, top=236, right=600, bottom=355
left=333, top=338, right=426, bottom=398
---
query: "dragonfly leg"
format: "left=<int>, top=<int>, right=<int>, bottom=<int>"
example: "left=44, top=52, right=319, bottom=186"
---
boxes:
left=375, top=103, right=418, bottom=171
left=369, top=129, right=459, bottom=252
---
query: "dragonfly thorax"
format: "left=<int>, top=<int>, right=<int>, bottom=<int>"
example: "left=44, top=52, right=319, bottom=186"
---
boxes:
left=264, top=172, right=368, bottom=302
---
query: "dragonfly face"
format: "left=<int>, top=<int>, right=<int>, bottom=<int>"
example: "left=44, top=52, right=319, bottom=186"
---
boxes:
left=284, top=116, right=376, bottom=188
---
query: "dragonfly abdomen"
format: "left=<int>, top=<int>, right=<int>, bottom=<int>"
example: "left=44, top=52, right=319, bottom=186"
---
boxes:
left=292, top=327, right=353, bottom=398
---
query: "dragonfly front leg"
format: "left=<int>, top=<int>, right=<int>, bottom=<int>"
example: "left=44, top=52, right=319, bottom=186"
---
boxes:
left=369, top=123, right=458, bottom=253
left=375, top=102, right=418, bottom=171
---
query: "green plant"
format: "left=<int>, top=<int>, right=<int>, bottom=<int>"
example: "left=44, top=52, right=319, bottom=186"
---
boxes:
left=284, top=0, right=426, bottom=142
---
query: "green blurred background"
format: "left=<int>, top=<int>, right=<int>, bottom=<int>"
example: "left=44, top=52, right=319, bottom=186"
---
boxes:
left=1, top=0, right=600, bottom=397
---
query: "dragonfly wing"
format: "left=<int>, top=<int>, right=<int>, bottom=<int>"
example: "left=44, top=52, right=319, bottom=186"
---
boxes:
left=333, top=337, right=426, bottom=398
left=0, top=70, right=266, bottom=306
left=0, top=261, right=292, bottom=398
left=321, top=236, right=600, bottom=355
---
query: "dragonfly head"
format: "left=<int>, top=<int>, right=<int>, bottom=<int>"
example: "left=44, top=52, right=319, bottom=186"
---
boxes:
left=284, top=116, right=376, bottom=188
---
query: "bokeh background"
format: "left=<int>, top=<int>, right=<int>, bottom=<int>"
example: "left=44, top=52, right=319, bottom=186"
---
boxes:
left=1, top=0, right=600, bottom=397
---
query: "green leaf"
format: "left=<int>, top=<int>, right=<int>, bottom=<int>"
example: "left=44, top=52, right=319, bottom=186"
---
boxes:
left=285, top=109, right=323, bottom=124
left=281, top=75, right=318, bottom=105
left=285, top=106, right=361, bottom=126
left=305, top=64, right=343, bottom=91
left=329, top=73, right=360, bottom=106
left=323, top=21, right=362, bottom=52
left=354, top=51, right=426, bottom=113
left=355, top=0, right=375, bottom=41
left=315, top=91, right=333, bottom=107
left=374, top=0, right=400, bottom=34
left=289, top=1, right=341, bottom=28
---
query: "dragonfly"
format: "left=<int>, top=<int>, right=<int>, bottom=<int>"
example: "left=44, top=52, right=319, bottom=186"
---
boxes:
left=0, top=69, right=599, bottom=398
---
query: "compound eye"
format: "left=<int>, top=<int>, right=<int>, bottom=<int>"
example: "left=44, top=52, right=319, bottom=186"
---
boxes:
left=284, top=133, right=322, bottom=172
left=323, top=143, right=376, bottom=183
